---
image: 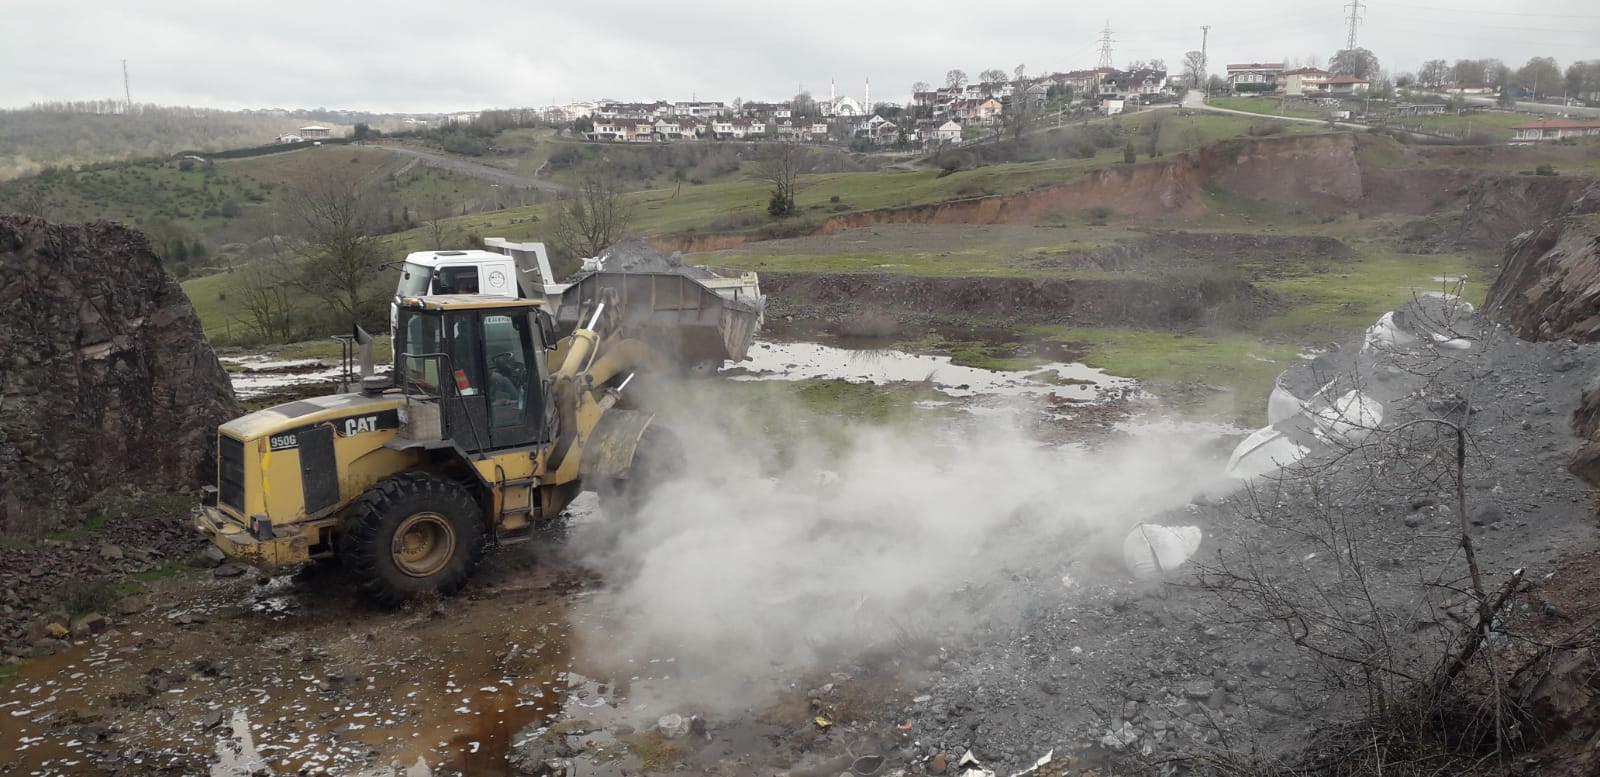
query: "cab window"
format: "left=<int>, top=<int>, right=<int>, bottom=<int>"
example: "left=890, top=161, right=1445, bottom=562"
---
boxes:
left=434, top=266, right=480, bottom=295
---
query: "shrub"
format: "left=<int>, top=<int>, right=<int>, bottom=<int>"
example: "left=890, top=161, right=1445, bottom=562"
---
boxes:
left=1534, top=163, right=1557, bottom=176
left=1086, top=205, right=1113, bottom=225
left=1122, top=142, right=1137, bottom=164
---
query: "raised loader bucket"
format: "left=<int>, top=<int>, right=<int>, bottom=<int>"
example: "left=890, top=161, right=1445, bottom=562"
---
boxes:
left=553, top=271, right=762, bottom=369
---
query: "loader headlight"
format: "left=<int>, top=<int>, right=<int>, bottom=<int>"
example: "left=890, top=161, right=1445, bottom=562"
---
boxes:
left=248, top=514, right=276, bottom=540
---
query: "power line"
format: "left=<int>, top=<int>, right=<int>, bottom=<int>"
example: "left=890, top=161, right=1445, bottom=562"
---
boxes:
left=1384, top=2, right=1600, bottom=19
left=1345, top=0, right=1365, bottom=51
left=1368, top=10, right=1598, bottom=34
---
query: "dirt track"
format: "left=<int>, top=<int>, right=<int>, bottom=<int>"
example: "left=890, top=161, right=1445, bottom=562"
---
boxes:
left=372, top=145, right=566, bottom=193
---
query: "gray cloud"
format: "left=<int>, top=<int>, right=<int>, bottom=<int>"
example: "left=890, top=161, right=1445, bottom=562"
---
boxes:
left=4, top=0, right=1596, bottom=111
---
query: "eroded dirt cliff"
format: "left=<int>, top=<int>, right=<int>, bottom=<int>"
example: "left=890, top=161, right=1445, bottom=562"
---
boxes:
left=0, top=217, right=239, bottom=534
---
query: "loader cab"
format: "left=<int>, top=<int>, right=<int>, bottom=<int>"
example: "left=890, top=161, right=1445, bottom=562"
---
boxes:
left=393, top=296, right=556, bottom=453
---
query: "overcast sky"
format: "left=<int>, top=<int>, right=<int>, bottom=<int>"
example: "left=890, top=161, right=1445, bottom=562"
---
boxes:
left=4, top=0, right=1597, bottom=112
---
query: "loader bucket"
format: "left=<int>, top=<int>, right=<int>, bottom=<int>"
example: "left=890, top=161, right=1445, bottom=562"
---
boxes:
left=553, top=271, right=762, bottom=369
left=579, top=408, right=654, bottom=479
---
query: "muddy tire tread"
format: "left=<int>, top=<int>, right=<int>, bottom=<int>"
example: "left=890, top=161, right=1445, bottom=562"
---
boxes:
left=341, top=472, right=485, bottom=608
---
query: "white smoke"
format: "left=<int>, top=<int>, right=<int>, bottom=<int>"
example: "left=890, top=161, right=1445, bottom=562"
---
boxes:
left=567, top=384, right=1229, bottom=715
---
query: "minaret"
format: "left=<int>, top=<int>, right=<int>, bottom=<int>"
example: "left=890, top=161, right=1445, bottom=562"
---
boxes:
left=864, top=78, right=871, bottom=114
left=830, top=79, right=836, bottom=104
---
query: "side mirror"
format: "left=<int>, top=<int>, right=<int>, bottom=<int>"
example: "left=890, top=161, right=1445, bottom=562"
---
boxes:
left=536, top=310, right=559, bottom=351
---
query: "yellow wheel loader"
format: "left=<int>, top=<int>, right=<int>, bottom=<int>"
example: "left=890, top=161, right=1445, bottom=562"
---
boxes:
left=194, top=292, right=673, bottom=606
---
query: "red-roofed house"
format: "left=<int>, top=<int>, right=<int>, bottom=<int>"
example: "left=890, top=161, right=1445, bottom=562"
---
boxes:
left=1512, top=118, right=1600, bottom=142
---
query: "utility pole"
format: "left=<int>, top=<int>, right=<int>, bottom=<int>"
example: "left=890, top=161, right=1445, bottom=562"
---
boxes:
left=1200, top=25, right=1211, bottom=92
left=1344, top=0, right=1364, bottom=52
left=121, top=59, right=132, bottom=111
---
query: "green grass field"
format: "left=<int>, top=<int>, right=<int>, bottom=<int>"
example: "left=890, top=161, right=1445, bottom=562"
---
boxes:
left=1209, top=96, right=1331, bottom=121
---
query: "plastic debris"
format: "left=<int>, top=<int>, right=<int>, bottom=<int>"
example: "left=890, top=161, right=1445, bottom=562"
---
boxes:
left=813, top=715, right=833, bottom=729
left=1225, top=426, right=1309, bottom=479
left=1310, top=390, right=1385, bottom=445
left=1266, top=381, right=1305, bottom=426
left=1122, top=524, right=1203, bottom=579
left=1362, top=310, right=1416, bottom=353
left=656, top=713, right=690, bottom=739
left=955, top=750, right=995, bottom=777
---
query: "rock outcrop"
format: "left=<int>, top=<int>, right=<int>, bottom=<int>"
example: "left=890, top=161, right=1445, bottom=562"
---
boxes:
left=1485, top=183, right=1600, bottom=342
left=0, top=217, right=239, bottom=534
left=1481, top=183, right=1600, bottom=490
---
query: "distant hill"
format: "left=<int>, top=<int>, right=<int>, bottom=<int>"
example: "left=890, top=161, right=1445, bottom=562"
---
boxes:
left=0, top=102, right=355, bottom=180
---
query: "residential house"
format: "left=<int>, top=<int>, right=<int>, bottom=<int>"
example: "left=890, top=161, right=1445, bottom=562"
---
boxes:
left=809, top=121, right=831, bottom=140
left=930, top=120, right=962, bottom=145
left=1511, top=118, right=1600, bottom=142
left=1104, top=69, right=1168, bottom=98
left=631, top=120, right=656, bottom=141
left=653, top=119, right=686, bottom=141
left=1226, top=63, right=1286, bottom=93
left=673, top=101, right=727, bottom=118
left=912, top=91, right=941, bottom=109
left=1323, top=76, right=1369, bottom=96
left=298, top=125, right=332, bottom=138
left=1279, top=67, right=1329, bottom=96
left=1101, top=98, right=1126, bottom=116
left=953, top=98, right=1004, bottom=125
left=586, top=120, right=625, bottom=141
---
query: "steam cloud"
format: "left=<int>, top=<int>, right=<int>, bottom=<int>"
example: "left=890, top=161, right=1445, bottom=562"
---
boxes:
left=567, top=385, right=1230, bottom=716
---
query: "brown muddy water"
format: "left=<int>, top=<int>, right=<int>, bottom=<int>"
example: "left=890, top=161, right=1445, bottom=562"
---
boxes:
left=0, top=544, right=626, bottom=776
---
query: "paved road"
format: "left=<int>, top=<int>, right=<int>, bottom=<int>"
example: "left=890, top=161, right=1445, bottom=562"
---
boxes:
left=371, top=144, right=566, bottom=193
left=1183, top=91, right=1371, bottom=131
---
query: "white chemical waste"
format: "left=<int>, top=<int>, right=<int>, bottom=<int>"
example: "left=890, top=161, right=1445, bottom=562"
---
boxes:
left=1310, top=390, right=1385, bottom=445
left=1267, top=382, right=1305, bottom=425
left=1362, top=311, right=1417, bottom=353
left=1122, top=524, right=1204, bottom=579
left=1225, top=426, right=1309, bottom=480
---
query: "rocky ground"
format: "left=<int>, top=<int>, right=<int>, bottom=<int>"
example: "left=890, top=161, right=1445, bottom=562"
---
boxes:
left=4, top=297, right=1592, bottom=777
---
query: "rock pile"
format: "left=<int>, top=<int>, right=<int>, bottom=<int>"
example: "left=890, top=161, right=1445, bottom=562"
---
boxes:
left=0, top=216, right=239, bottom=534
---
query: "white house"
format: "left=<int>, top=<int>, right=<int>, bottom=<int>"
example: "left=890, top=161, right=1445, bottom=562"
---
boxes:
left=298, top=125, right=332, bottom=138
left=932, top=120, right=962, bottom=144
left=1512, top=118, right=1600, bottom=142
left=1226, top=63, right=1286, bottom=93
left=1101, top=98, right=1126, bottom=115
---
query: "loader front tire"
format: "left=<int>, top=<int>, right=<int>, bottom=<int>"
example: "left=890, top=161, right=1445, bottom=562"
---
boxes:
left=342, top=472, right=485, bottom=608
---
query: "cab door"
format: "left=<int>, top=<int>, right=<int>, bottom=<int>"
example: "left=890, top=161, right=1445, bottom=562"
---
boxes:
left=483, top=312, right=545, bottom=449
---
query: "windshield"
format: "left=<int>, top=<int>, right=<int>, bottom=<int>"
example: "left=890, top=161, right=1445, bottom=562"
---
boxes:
left=396, top=262, right=432, bottom=297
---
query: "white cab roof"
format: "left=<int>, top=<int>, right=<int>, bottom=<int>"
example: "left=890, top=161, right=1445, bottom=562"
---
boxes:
left=402, top=250, right=510, bottom=267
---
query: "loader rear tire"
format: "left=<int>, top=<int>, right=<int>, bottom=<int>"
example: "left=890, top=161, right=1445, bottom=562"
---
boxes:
left=342, top=472, right=485, bottom=608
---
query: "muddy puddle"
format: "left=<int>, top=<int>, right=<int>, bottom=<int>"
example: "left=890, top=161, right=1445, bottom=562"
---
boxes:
left=0, top=554, right=610, bottom=776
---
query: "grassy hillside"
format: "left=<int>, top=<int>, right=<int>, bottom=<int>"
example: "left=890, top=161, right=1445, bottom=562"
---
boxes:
left=0, top=103, right=345, bottom=181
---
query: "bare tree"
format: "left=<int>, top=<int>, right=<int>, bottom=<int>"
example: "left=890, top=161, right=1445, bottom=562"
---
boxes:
left=1013, top=63, right=1027, bottom=82
left=551, top=167, right=634, bottom=259
left=946, top=69, right=968, bottom=90
left=284, top=166, right=387, bottom=326
left=236, top=259, right=297, bottom=342
left=422, top=194, right=454, bottom=251
left=751, top=144, right=806, bottom=218
left=911, top=80, right=930, bottom=95
left=979, top=68, right=1007, bottom=85
left=1183, top=50, right=1208, bottom=87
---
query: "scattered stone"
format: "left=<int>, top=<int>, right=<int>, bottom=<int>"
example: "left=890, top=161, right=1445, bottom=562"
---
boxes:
left=99, top=544, right=125, bottom=561
left=195, top=545, right=227, bottom=568
left=70, top=613, right=109, bottom=638
left=213, top=563, right=248, bottom=578
left=199, top=709, right=225, bottom=730
left=1182, top=680, right=1215, bottom=700
left=117, top=596, right=149, bottom=616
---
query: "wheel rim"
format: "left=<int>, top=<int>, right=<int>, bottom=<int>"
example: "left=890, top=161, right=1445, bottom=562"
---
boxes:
left=392, top=512, right=456, bottom=578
